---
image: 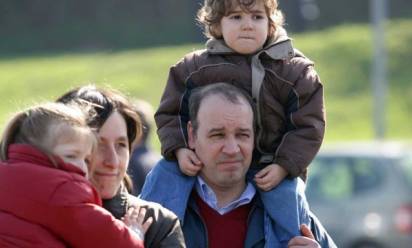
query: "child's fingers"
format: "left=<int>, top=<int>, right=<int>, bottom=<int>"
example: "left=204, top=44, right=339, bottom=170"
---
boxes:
left=189, top=152, right=202, bottom=165
left=256, top=182, right=272, bottom=191
left=180, top=159, right=196, bottom=176
left=254, top=173, right=271, bottom=184
left=183, top=164, right=198, bottom=176
left=142, top=217, right=153, bottom=233
left=136, top=207, right=146, bottom=224
left=254, top=166, right=271, bottom=178
left=255, top=174, right=277, bottom=191
left=182, top=157, right=202, bottom=176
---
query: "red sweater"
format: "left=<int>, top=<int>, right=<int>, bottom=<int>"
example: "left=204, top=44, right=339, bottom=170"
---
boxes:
left=195, top=193, right=252, bottom=248
left=0, top=144, right=144, bottom=248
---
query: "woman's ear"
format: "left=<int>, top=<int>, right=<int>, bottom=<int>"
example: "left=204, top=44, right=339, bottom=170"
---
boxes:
left=187, top=121, right=195, bottom=149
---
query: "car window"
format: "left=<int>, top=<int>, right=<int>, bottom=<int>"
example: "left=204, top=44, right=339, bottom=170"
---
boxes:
left=400, top=154, right=412, bottom=189
left=350, top=157, right=384, bottom=193
left=307, top=157, right=353, bottom=201
left=307, top=156, right=384, bottom=202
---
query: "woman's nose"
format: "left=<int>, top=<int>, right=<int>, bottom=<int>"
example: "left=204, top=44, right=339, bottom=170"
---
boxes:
left=103, top=145, right=119, bottom=168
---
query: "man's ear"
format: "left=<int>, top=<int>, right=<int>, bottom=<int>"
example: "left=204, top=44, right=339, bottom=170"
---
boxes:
left=187, top=121, right=195, bottom=149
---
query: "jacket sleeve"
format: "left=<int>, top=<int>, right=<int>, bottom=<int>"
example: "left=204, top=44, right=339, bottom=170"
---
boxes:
left=273, top=62, right=325, bottom=180
left=47, top=181, right=144, bottom=248
left=155, top=55, right=194, bottom=160
left=309, top=212, right=337, bottom=248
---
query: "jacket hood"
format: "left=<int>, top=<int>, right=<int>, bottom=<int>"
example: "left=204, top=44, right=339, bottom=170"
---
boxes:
left=6, top=143, right=86, bottom=176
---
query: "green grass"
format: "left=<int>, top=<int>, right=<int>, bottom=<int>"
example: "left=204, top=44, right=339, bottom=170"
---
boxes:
left=1, top=19, right=411, bottom=151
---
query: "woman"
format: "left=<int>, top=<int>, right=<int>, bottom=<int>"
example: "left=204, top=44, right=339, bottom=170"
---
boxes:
left=57, top=85, right=185, bottom=248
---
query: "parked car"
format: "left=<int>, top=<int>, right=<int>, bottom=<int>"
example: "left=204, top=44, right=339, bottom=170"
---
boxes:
left=306, top=142, right=412, bottom=248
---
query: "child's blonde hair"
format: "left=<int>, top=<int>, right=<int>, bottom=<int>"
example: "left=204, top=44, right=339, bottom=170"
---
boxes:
left=197, top=0, right=284, bottom=40
left=0, top=102, right=95, bottom=165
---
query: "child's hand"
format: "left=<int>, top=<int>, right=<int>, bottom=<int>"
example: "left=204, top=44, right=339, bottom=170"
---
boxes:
left=123, top=206, right=153, bottom=241
left=254, top=163, right=288, bottom=191
left=175, top=148, right=203, bottom=176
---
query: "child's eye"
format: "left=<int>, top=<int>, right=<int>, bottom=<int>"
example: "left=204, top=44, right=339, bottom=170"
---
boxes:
left=229, top=14, right=241, bottom=20
left=253, top=14, right=265, bottom=20
left=65, top=154, right=76, bottom=159
left=84, top=157, right=91, bottom=165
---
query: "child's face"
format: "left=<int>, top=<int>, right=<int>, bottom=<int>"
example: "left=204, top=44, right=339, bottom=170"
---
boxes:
left=52, top=134, right=93, bottom=178
left=218, top=1, right=268, bottom=54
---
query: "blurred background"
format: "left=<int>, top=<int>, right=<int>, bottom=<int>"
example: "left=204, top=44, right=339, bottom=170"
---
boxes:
left=0, top=1, right=412, bottom=247
left=0, top=0, right=411, bottom=142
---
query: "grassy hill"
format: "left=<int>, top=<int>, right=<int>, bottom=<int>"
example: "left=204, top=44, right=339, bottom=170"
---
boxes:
left=0, top=19, right=411, bottom=150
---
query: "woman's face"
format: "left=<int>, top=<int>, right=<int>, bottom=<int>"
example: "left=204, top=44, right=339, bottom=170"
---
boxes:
left=89, top=111, right=130, bottom=199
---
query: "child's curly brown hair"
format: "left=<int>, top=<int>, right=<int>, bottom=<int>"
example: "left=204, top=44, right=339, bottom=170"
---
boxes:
left=197, top=0, right=284, bottom=40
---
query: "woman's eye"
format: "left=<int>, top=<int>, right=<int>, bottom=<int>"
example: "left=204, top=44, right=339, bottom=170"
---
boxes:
left=117, top=142, right=128, bottom=149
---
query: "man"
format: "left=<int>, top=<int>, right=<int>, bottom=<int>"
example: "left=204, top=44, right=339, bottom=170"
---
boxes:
left=142, top=83, right=335, bottom=247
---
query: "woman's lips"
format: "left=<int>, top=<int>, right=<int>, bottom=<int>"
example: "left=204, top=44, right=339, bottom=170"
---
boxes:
left=94, top=172, right=118, bottom=177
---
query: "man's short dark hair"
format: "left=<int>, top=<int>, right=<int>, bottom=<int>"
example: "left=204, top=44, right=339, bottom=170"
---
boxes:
left=188, top=82, right=256, bottom=135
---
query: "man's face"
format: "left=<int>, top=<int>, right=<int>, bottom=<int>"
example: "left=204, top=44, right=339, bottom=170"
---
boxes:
left=188, top=94, right=254, bottom=191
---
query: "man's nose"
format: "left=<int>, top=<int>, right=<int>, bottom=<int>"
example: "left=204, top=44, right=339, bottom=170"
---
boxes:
left=103, top=145, right=119, bottom=168
left=222, top=137, right=240, bottom=155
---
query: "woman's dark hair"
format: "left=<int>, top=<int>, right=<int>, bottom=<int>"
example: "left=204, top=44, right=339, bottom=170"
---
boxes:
left=57, top=85, right=142, bottom=192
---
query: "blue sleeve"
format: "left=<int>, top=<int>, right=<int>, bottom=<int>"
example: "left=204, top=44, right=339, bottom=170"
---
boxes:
left=309, top=211, right=337, bottom=248
left=139, top=158, right=195, bottom=222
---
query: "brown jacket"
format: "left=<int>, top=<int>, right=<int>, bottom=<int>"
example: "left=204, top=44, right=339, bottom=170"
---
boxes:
left=155, top=29, right=325, bottom=180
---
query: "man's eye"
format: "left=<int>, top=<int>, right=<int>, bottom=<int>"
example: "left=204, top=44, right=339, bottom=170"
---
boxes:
left=238, top=133, right=250, bottom=139
left=210, top=133, right=224, bottom=138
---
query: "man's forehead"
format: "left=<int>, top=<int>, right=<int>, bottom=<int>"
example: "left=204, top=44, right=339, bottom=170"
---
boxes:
left=197, top=95, right=253, bottom=131
left=199, top=94, right=251, bottom=111
left=206, top=125, right=252, bottom=133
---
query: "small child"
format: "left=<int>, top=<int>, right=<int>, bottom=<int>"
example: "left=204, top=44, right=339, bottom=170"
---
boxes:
left=0, top=103, right=152, bottom=247
left=143, top=0, right=324, bottom=246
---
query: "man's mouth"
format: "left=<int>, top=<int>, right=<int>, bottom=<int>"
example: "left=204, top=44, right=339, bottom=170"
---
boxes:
left=218, top=160, right=242, bottom=170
